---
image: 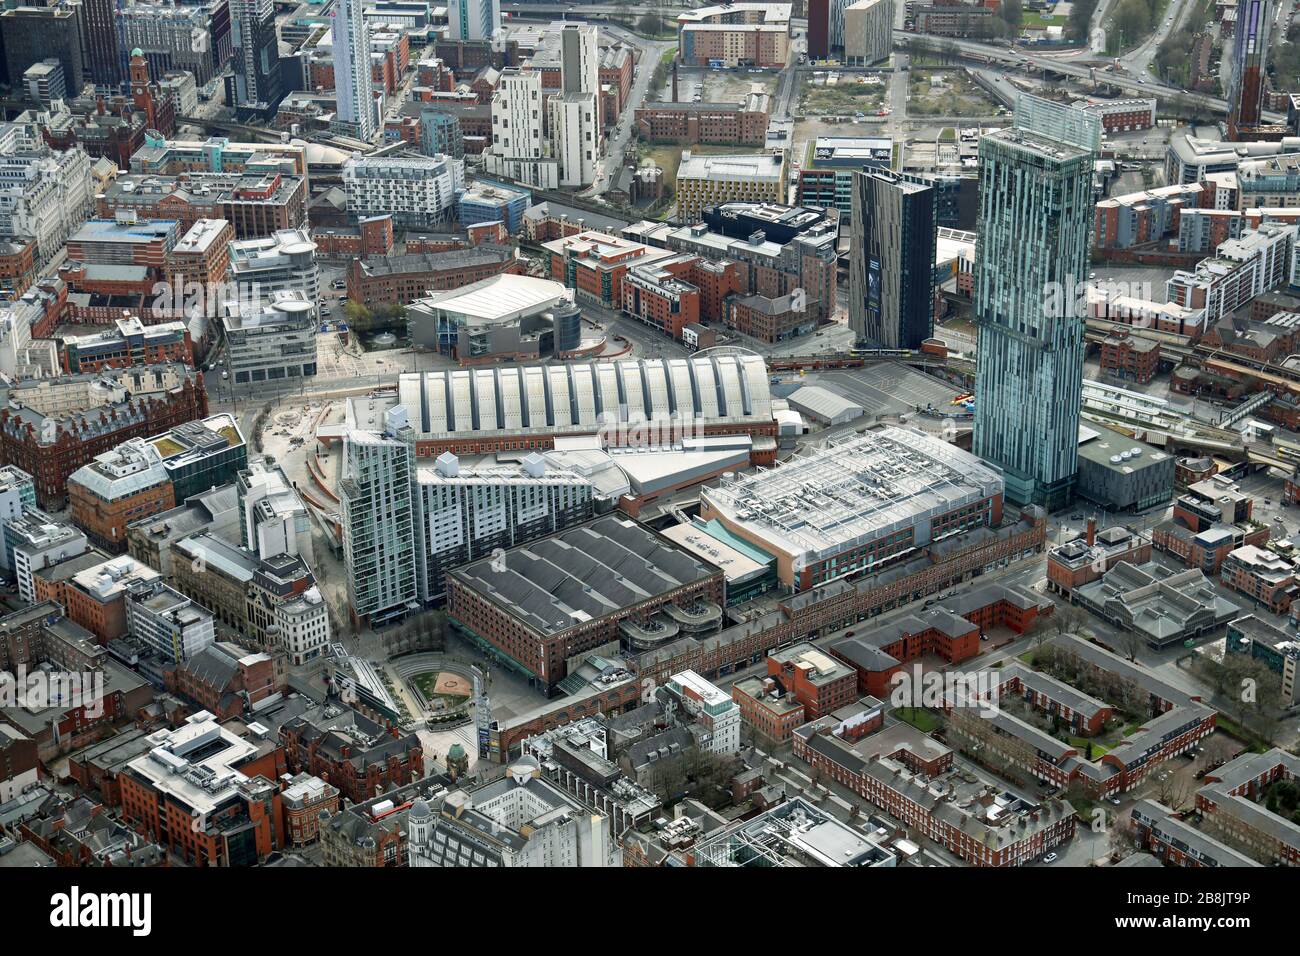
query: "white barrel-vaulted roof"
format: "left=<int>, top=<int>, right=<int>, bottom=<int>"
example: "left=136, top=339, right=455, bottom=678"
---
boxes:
left=399, top=354, right=773, bottom=440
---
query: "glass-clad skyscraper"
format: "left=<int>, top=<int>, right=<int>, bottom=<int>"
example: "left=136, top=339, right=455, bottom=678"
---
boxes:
left=340, top=407, right=418, bottom=627
left=973, top=95, right=1099, bottom=510
left=850, top=169, right=935, bottom=350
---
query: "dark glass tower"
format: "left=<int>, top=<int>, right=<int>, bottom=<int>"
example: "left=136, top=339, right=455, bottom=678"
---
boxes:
left=849, top=169, right=935, bottom=350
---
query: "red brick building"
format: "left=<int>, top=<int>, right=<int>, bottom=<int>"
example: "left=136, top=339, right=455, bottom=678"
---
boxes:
left=279, top=712, right=425, bottom=806
left=447, top=517, right=727, bottom=693
left=765, top=643, right=858, bottom=718
left=0, top=238, right=37, bottom=296
left=1219, top=545, right=1297, bottom=613
left=544, top=230, right=674, bottom=311
left=730, top=679, right=809, bottom=742
left=829, top=583, right=1049, bottom=698
left=1047, top=521, right=1153, bottom=597
left=793, top=710, right=1077, bottom=866
left=726, top=292, right=816, bottom=343
left=165, top=218, right=235, bottom=300
left=69, top=460, right=175, bottom=554
left=0, top=368, right=207, bottom=509
left=119, top=713, right=286, bottom=867
left=831, top=607, right=981, bottom=698
left=312, top=214, right=395, bottom=258
left=1099, top=330, right=1159, bottom=384
left=280, top=773, right=340, bottom=847
left=634, top=98, right=771, bottom=146
left=1195, top=749, right=1300, bottom=866
left=622, top=257, right=701, bottom=340
left=732, top=643, right=858, bottom=742
left=347, top=244, right=521, bottom=308
left=165, top=644, right=283, bottom=720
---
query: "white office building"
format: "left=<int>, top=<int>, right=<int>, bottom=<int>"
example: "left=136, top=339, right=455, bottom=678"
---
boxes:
left=0, top=465, right=35, bottom=570
left=342, top=155, right=465, bottom=229
left=221, top=290, right=318, bottom=386
left=236, top=456, right=314, bottom=565
left=228, top=228, right=321, bottom=317
left=484, top=69, right=559, bottom=189
left=665, top=670, right=742, bottom=755
left=0, top=138, right=94, bottom=265
left=5, top=510, right=88, bottom=602
left=412, top=451, right=595, bottom=601
left=124, top=577, right=217, bottom=664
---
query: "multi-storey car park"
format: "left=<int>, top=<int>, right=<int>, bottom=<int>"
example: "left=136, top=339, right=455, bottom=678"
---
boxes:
left=698, top=427, right=1005, bottom=592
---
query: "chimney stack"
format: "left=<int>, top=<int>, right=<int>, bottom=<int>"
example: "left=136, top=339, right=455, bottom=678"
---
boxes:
left=1086, top=516, right=1096, bottom=548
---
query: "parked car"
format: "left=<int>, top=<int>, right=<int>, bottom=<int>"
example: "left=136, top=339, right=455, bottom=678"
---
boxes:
left=1043, top=852, right=1058, bottom=864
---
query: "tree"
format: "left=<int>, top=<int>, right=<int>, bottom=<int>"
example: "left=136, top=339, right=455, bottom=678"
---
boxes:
left=1067, top=0, right=1098, bottom=43
left=1152, top=771, right=1193, bottom=812
left=1109, top=0, right=1153, bottom=50
left=343, top=300, right=374, bottom=333
left=1201, top=734, right=1236, bottom=771
left=1003, top=0, right=1024, bottom=29
left=1118, top=627, right=1142, bottom=663
left=637, top=12, right=663, bottom=36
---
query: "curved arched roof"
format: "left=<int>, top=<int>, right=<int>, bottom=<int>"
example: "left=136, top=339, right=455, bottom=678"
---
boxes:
left=397, top=355, right=772, bottom=439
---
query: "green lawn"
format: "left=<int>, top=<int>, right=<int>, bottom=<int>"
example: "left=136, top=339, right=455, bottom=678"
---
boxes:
left=1214, top=715, right=1271, bottom=752
left=409, top=672, right=468, bottom=710
left=1067, top=736, right=1111, bottom=757
left=895, top=707, right=943, bottom=733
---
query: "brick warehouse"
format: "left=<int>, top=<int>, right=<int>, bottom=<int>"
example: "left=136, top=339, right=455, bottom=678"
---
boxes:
left=485, top=511, right=1047, bottom=760
left=633, top=94, right=771, bottom=147
left=447, top=516, right=727, bottom=693
left=346, top=244, right=521, bottom=308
